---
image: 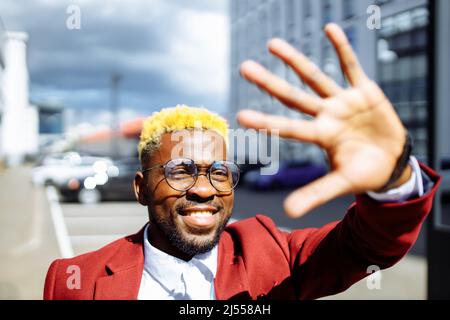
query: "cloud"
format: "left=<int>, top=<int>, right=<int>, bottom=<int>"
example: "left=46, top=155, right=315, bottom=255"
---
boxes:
left=168, top=9, right=229, bottom=97
left=0, top=0, right=229, bottom=120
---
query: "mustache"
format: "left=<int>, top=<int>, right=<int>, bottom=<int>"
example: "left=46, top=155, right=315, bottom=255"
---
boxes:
left=175, top=201, right=222, bottom=213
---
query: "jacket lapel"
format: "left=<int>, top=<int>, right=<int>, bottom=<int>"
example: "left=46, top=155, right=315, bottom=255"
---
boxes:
left=94, top=225, right=146, bottom=300
left=214, top=231, right=252, bottom=300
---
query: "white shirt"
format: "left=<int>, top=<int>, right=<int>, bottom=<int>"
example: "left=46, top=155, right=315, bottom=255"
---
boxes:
left=138, top=225, right=218, bottom=300
left=138, top=156, right=432, bottom=300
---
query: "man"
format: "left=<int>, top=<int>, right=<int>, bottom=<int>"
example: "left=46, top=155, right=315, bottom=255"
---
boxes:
left=44, top=24, right=440, bottom=300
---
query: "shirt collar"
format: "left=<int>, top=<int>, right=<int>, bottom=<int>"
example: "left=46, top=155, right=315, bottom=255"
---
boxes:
left=142, top=224, right=218, bottom=295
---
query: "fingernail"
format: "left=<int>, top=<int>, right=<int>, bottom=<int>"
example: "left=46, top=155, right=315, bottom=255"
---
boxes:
left=285, top=194, right=311, bottom=218
left=268, top=38, right=287, bottom=51
left=240, top=109, right=262, bottom=119
left=241, top=60, right=261, bottom=73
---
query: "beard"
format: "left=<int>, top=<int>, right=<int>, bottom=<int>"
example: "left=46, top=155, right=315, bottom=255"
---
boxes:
left=149, top=206, right=231, bottom=257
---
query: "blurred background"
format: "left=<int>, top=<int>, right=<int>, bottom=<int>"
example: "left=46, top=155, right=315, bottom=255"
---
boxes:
left=0, top=0, right=449, bottom=300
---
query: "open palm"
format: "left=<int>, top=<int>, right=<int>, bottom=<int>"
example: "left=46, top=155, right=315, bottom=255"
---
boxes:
left=237, top=23, right=408, bottom=218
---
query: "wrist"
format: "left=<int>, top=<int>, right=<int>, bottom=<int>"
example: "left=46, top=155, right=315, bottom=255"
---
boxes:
left=377, top=132, right=412, bottom=192
left=385, top=164, right=412, bottom=190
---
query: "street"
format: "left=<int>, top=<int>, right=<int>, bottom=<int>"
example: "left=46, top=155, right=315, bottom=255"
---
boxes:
left=60, top=202, right=147, bottom=256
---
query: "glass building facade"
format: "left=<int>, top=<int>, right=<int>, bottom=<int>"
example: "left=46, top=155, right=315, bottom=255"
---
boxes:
left=378, top=7, right=429, bottom=160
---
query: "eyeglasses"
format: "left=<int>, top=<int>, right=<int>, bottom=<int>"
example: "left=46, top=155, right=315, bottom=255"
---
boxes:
left=141, top=158, right=240, bottom=192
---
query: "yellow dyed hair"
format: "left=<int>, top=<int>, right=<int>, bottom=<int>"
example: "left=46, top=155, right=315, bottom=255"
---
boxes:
left=138, top=105, right=229, bottom=162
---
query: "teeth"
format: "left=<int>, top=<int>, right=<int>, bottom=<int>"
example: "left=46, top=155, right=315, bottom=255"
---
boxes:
left=188, top=211, right=213, bottom=217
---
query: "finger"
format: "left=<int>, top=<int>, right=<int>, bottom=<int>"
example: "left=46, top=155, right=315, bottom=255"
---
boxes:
left=283, top=171, right=352, bottom=218
left=237, top=109, right=319, bottom=144
left=324, top=23, right=369, bottom=86
left=267, top=38, right=342, bottom=97
left=240, top=60, right=323, bottom=116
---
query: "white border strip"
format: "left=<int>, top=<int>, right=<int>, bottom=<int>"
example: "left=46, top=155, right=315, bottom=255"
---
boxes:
left=46, top=186, right=74, bottom=258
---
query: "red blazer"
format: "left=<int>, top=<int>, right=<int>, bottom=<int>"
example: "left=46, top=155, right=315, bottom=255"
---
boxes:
left=44, top=163, right=441, bottom=300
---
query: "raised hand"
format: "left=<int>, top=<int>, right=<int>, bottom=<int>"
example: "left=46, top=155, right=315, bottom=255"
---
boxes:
left=237, top=23, right=411, bottom=218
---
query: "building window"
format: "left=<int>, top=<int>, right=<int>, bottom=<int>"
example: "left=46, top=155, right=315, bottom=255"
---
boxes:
left=343, top=0, right=355, bottom=20
left=345, top=26, right=357, bottom=53
left=380, top=8, right=429, bottom=38
left=375, top=0, right=393, bottom=5
left=303, top=0, right=312, bottom=36
left=270, top=1, right=281, bottom=37
left=303, top=0, right=311, bottom=17
left=286, top=0, right=296, bottom=42
left=412, top=7, right=429, bottom=28
left=321, top=38, right=339, bottom=81
left=321, top=40, right=333, bottom=67
left=322, top=0, right=333, bottom=26
left=258, top=9, right=268, bottom=54
left=302, top=41, right=312, bottom=58
left=247, top=15, right=259, bottom=59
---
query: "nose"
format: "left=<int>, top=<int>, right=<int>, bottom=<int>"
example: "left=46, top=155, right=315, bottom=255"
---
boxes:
left=186, top=173, right=217, bottom=199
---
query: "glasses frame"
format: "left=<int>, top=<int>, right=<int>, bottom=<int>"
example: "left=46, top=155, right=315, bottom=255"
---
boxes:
left=141, top=158, right=240, bottom=192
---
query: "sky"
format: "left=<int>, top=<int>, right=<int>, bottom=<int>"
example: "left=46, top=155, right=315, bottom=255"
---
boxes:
left=0, top=0, right=230, bottom=129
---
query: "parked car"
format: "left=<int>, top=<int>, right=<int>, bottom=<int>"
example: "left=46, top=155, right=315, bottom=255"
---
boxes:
left=232, top=155, right=267, bottom=185
left=55, top=158, right=140, bottom=204
left=243, top=160, right=327, bottom=190
left=31, top=152, right=113, bottom=187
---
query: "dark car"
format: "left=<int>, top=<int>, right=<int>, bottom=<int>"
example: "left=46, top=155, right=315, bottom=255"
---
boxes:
left=232, top=155, right=267, bottom=186
left=56, top=158, right=140, bottom=204
left=243, top=160, right=328, bottom=190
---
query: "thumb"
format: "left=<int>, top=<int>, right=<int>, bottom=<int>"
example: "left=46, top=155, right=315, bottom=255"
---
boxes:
left=283, top=171, right=352, bottom=218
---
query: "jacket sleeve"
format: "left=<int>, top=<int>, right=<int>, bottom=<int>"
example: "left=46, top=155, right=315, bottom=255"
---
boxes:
left=43, top=259, right=60, bottom=300
left=288, top=163, right=441, bottom=299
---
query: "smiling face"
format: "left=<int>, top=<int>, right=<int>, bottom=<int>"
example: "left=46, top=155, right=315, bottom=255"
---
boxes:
left=134, top=129, right=234, bottom=260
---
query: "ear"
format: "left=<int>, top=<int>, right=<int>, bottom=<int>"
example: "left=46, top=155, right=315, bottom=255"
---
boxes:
left=134, top=171, right=149, bottom=206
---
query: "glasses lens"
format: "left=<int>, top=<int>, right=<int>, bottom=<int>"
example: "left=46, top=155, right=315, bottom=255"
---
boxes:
left=165, top=158, right=196, bottom=191
left=210, top=161, right=240, bottom=192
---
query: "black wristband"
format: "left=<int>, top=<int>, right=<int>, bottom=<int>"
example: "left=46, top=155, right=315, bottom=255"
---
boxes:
left=379, top=132, right=413, bottom=191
